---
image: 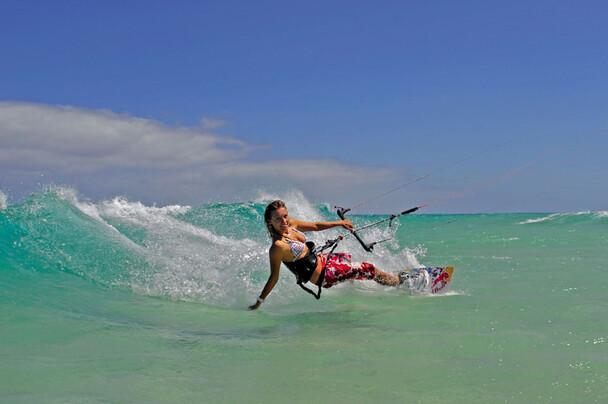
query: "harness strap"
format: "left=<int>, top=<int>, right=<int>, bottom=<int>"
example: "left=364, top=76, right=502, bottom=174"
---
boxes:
left=297, top=269, right=325, bottom=299
left=297, top=241, right=338, bottom=300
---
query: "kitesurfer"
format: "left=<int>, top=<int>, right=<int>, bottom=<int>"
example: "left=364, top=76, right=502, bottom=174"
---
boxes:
left=249, top=200, right=400, bottom=310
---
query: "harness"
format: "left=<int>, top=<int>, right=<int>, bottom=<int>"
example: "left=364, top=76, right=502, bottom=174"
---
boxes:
left=283, top=237, right=342, bottom=300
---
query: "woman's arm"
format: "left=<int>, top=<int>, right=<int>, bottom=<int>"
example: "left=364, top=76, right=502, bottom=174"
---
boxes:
left=249, top=246, right=283, bottom=310
left=290, top=218, right=353, bottom=232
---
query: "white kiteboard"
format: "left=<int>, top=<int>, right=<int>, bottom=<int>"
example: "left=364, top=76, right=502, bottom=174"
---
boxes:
left=398, top=266, right=455, bottom=295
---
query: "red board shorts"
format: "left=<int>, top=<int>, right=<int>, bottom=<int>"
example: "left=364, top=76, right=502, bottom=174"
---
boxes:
left=319, top=253, right=377, bottom=288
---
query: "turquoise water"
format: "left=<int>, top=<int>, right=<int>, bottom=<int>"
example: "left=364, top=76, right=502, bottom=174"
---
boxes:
left=1, top=188, right=607, bottom=403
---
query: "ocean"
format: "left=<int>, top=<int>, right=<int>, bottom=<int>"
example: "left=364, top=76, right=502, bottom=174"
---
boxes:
left=1, top=188, right=606, bottom=403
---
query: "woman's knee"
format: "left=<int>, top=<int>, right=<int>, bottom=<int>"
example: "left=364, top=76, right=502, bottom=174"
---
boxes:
left=360, top=262, right=377, bottom=280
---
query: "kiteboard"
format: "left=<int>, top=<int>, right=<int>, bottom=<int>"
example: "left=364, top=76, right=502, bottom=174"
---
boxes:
left=398, top=266, right=455, bottom=295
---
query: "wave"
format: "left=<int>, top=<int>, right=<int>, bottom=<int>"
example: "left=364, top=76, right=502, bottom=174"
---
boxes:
left=518, top=211, right=607, bottom=224
left=1, top=187, right=421, bottom=308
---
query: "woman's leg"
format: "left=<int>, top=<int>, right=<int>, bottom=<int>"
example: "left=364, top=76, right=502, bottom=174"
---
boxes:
left=323, top=254, right=400, bottom=287
left=371, top=266, right=400, bottom=286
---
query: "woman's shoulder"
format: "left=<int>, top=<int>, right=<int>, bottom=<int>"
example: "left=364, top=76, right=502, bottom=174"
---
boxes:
left=270, top=239, right=288, bottom=251
left=269, top=239, right=289, bottom=261
left=271, top=238, right=284, bottom=246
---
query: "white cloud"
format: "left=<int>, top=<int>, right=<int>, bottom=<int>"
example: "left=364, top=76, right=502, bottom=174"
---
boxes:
left=0, top=102, right=247, bottom=171
left=0, top=101, right=397, bottom=204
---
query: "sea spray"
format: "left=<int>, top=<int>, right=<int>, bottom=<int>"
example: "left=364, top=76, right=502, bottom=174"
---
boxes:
left=0, top=190, right=6, bottom=210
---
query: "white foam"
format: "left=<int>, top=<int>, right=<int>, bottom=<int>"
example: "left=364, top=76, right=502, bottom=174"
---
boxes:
left=0, top=190, right=6, bottom=210
left=48, top=186, right=153, bottom=255
left=51, top=186, right=105, bottom=222
left=101, top=197, right=191, bottom=216
left=99, top=197, right=249, bottom=247
left=400, top=245, right=426, bottom=269
left=254, top=189, right=323, bottom=222
left=519, top=213, right=561, bottom=224
left=94, top=195, right=276, bottom=306
left=519, top=211, right=592, bottom=224
left=417, top=290, right=468, bottom=298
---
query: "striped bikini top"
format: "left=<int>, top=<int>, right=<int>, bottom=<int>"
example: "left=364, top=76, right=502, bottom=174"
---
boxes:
left=283, top=227, right=307, bottom=260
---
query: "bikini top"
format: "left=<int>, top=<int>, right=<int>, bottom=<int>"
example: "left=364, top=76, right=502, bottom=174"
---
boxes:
left=283, top=227, right=307, bottom=260
left=281, top=228, right=325, bottom=299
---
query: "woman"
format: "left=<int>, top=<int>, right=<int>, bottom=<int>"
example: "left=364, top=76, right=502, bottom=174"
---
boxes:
left=249, top=200, right=400, bottom=310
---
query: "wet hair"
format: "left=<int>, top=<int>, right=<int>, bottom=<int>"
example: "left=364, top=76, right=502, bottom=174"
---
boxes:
left=264, top=200, right=286, bottom=239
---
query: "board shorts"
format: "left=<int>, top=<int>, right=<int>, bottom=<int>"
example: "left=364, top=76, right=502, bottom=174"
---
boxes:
left=319, top=253, right=377, bottom=288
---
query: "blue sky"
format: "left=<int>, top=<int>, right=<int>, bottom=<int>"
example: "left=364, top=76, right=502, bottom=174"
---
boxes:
left=1, top=1, right=607, bottom=212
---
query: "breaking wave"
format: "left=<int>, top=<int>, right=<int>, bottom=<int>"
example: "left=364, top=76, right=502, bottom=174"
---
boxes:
left=518, top=211, right=607, bottom=224
left=1, top=187, right=421, bottom=308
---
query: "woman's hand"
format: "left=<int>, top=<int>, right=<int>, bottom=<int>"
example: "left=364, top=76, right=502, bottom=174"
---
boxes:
left=248, top=301, right=261, bottom=310
left=340, top=219, right=353, bottom=232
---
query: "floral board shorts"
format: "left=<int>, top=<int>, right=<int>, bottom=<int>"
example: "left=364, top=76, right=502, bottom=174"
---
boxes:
left=319, top=253, right=377, bottom=288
